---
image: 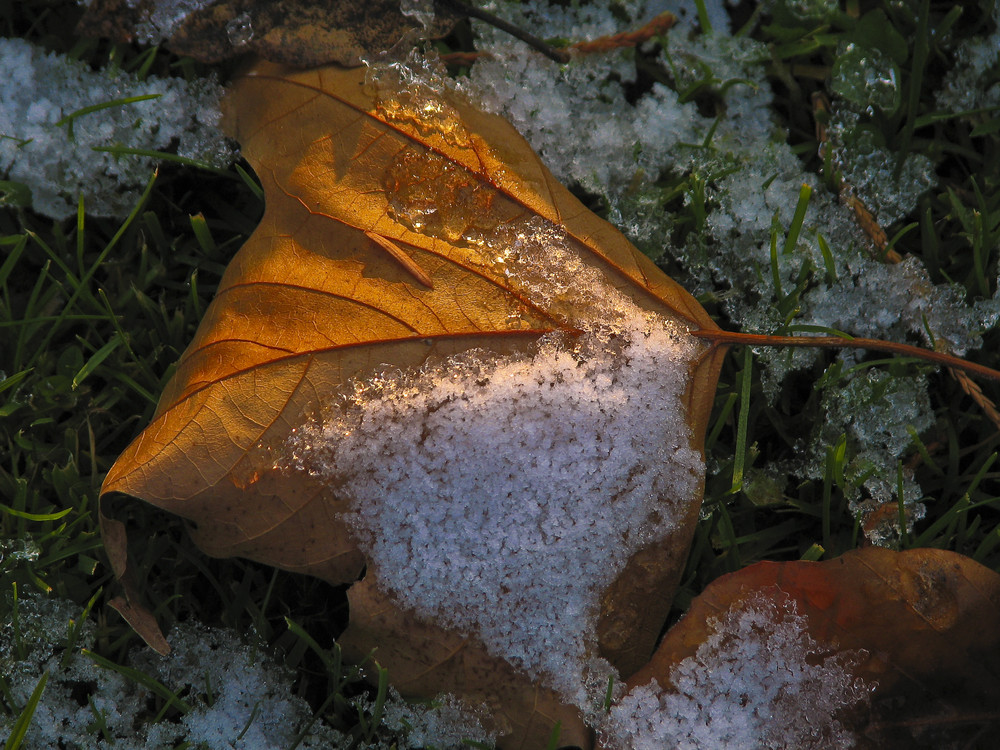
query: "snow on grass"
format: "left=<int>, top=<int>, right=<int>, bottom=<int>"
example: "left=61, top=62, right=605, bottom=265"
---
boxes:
left=935, top=0, right=1000, bottom=112
left=465, top=0, right=1000, bottom=540
left=0, top=37, right=231, bottom=220
left=0, top=594, right=494, bottom=749
left=381, top=688, right=496, bottom=748
left=0, top=595, right=344, bottom=748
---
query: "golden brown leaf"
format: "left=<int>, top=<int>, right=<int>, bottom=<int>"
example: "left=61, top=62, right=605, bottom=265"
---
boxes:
left=101, top=59, right=727, bottom=746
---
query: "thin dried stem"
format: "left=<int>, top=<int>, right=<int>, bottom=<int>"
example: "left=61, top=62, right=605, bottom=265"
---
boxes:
left=571, top=12, right=677, bottom=54
left=691, top=329, right=1000, bottom=383
left=949, top=367, right=1000, bottom=431
left=437, top=8, right=677, bottom=66
left=435, top=0, right=571, bottom=63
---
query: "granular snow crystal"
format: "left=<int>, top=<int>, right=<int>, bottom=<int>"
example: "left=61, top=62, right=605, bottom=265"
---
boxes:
left=601, top=593, right=873, bottom=750
left=1, top=594, right=492, bottom=748
left=286, top=216, right=706, bottom=708
left=0, top=596, right=347, bottom=749
left=465, top=0, right=1000, bottom=539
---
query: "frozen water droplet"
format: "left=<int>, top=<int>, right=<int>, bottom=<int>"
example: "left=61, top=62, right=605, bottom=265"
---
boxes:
left=366, top=56, right=472, bottom=147
left=0, top=537, right=41, bottom=564
left=832, top=43, right=901, bottom=114
left=226, top=12, right=254, bottom=48
left=400, top=0, right=435, bottom=30
left=382, top=146, right=510, bottom=245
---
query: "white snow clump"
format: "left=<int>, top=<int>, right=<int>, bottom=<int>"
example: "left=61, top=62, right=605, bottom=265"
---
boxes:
left=0, top=37, right=231, bottom=220
left=601, top=592, right=872, bottom=750
left=287, top=217, right=705, bottom=707
left=936, top=0, right=1000, bottom=112
left=0, top=594, right=494, bottom=748
left=0, top=595, right=345, bottom=749
left=381, top=688, right=496, bottom=748
left=128, top=0, right=216, bottom=44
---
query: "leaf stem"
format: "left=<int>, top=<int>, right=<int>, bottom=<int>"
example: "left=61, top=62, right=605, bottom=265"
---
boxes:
left=436, top=0, right=571, bottom=63
left=691, top=329, right=1000, bottom=382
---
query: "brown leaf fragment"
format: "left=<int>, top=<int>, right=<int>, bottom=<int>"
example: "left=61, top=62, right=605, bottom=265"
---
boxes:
left=100, top=496, right=170, bottom=655
left=76, top=0, right=458, bottom=67
left=99, top=496, right=130, bottom=582
left=342, top=573, right=592, bottom=750
left=622, top=548, right=1000, bottom=749
left=108, top=595, right=171, bottom=656
left=596, top=502, right=706, bottom=677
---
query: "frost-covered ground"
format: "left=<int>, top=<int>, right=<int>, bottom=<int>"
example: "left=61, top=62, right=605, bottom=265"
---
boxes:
left=3, top=0, right=1000, bottom=747
left=0, top=37, right=230, bottom=220
left=466, top=0, right=1000, bottom=532
left=0, top=595, right=495, bottom=749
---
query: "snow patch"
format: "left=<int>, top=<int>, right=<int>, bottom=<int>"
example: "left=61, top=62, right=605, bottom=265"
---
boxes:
left=0, top=595, right=492, bottom=748
left=601, top=592, right=873, bottom=749
left=462, top=0, right=1000, bottom=536
left=0, top=38, right=231, bottom=220
left=286, top=221, right=705, bottom=705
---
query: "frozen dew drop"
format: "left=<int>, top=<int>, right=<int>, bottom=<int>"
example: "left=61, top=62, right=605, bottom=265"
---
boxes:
left=225, top=12, right=254, bottom=48
left=400, top=0, right=436, bottom=30
left=831, top=43, right=901, bottom=114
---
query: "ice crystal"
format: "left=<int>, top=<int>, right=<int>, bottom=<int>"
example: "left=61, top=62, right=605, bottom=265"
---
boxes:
left=287, top=269, right=705, bottom=706
left=381, top=689, right=495, bottom=749
left=831, top=42, right=901, bottom=114
left=936, top=1, right=1000, bottom=112
left=465, top=0, right=1000, bottom=522
left=792, top=368, right=933, bottom=542
left=131, top=0, right=214, bottom=43
left=825, top=105, right=934, bottom=227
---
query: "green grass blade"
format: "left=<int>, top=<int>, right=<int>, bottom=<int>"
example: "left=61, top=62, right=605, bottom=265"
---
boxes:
left=4, top=671, right=48, bottom=750
left=72, top=332, right=124, bottom=389
left=0, top=234, right=27, bottom=287
left=23, top=170, right=158, bottom=372
left=92, top=146, right=232, bottom=176
left=783, top=183, right=812, bottom=255
left=0, top=503, right=73, bottom=522
left=0, top=369, right=32, bottom=396
left=235, top=163, right=264, bottom=201
left=82, top=649, right=192, bottom=714
left=730, top=347, right=753, bottom=494
left=55, top=94, right=162, bottom=136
